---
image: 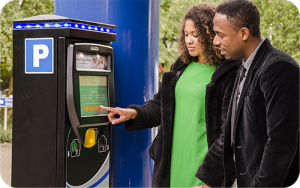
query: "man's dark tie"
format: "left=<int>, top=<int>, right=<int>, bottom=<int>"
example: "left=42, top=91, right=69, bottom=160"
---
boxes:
left=231, top=66, right=246, bottom=146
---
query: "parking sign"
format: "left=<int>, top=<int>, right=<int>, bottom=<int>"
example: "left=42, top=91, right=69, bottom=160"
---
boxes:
left=25, top=38, right=53, bottom=74
left=0, top=97, right=13, bottom=107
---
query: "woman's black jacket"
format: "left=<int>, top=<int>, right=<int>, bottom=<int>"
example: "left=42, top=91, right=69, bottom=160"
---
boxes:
left=123, top=57, right=241, bottom=187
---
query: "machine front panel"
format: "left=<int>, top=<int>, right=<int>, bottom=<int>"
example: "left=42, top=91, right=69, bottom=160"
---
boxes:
left=66, top=42, right=114, bottom=187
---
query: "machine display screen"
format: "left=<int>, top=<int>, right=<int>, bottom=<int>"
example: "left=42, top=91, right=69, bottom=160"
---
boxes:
left=79, top=75, right=108, bottom=117
left=76, top=52, right=110, bottom=71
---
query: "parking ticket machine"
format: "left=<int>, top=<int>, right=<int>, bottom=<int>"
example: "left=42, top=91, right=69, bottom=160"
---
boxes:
left=12, top=15, right=115, bottom=187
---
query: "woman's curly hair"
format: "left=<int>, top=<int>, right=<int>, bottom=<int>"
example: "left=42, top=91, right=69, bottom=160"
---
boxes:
left=178, top=2, right=223, bottom=66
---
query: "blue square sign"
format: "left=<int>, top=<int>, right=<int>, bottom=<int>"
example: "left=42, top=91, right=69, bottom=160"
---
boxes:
left=25, top=38, right=54, bottom=74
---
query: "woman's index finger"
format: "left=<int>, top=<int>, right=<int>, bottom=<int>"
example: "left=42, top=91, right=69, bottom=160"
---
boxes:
left=100, top=105, right=114, bottom=111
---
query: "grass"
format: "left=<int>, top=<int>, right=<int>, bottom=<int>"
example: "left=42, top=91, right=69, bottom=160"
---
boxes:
left=0, top=110, right=13, bottom=143
left=0, top=108, right=12, bottom=143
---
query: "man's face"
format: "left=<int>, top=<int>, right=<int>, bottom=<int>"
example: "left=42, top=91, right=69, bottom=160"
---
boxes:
left=213, top=13, right=245, bottom=60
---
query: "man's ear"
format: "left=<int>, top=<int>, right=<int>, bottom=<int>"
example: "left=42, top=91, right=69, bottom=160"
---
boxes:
left=240, top=27, right=250, bottom=41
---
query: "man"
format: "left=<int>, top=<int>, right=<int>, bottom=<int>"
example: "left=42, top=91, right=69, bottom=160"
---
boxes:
left=196, top=0, right=299, bottom=187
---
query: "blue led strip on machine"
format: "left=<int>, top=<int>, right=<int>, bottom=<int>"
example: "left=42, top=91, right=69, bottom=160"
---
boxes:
left=13, top=22, right=116, bottom=34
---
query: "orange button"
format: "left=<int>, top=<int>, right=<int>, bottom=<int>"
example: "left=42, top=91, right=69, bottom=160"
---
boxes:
left=84, top=106, right=94, bottom=111
left=94, top=105, right=103, bottom=111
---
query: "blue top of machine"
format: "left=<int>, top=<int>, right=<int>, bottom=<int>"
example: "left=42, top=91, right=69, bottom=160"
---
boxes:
left=13, top=14, right=116, bottom=42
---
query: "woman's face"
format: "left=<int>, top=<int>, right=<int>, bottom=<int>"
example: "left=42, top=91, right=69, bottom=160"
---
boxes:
left=184, top=19, right=202, bottom=57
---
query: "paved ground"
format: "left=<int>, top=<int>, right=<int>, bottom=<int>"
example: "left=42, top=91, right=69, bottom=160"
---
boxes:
left=0, top=143, right=11, bottom=187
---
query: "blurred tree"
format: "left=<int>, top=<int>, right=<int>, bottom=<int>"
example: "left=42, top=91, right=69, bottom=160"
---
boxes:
left=0, top=0, right=54, bottom=94
left=159, top=0, right=299, bottom=82
left=254, top=0, right=300, bottom=62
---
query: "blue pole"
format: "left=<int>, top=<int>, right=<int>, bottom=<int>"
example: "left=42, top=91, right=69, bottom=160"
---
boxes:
left=54, top=0, right=160, bottom=187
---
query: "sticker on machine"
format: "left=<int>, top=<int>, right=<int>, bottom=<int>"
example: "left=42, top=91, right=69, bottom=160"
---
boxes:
left=25, top=38, right=54, bottom=74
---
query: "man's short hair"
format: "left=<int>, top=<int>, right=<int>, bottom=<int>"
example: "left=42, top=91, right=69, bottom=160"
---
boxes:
left=216, top=0, right=261, bottom=37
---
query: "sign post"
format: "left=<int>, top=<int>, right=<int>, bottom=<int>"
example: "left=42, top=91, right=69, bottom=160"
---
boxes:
left=0, top=97, right=13, bottom=131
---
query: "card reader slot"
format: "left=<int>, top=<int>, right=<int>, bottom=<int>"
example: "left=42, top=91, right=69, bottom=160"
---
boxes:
left=78, top=122, right=109, bottom=128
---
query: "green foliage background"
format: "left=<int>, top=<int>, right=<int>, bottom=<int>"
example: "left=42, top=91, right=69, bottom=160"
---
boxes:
left=159, top=0, right=299, bottom=81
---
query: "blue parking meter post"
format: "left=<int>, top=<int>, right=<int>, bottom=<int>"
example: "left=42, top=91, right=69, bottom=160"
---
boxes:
left=54, top=0, right=160, bottom=187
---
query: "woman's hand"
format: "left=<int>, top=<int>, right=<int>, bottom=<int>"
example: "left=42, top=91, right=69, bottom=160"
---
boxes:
left=203, top=184, right=211, bottom=188
left=100, top=105, right=137, bottom=124
left=190, top=184, right=211, bottom=188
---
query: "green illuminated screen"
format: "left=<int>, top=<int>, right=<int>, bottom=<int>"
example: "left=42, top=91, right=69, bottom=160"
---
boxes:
left=79, top=75, right=108, bottom=117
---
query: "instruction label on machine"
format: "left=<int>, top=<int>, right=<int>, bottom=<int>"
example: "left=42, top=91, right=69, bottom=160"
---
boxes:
left=79, top=75, right=108, bottom=117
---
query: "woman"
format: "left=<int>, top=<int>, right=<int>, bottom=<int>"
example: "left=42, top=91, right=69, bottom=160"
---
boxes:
left=101, top=2, right=240, bottom=187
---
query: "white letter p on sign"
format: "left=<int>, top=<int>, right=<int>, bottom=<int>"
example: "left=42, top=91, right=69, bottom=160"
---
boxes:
left=33, top=44, right=49, bottom=67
